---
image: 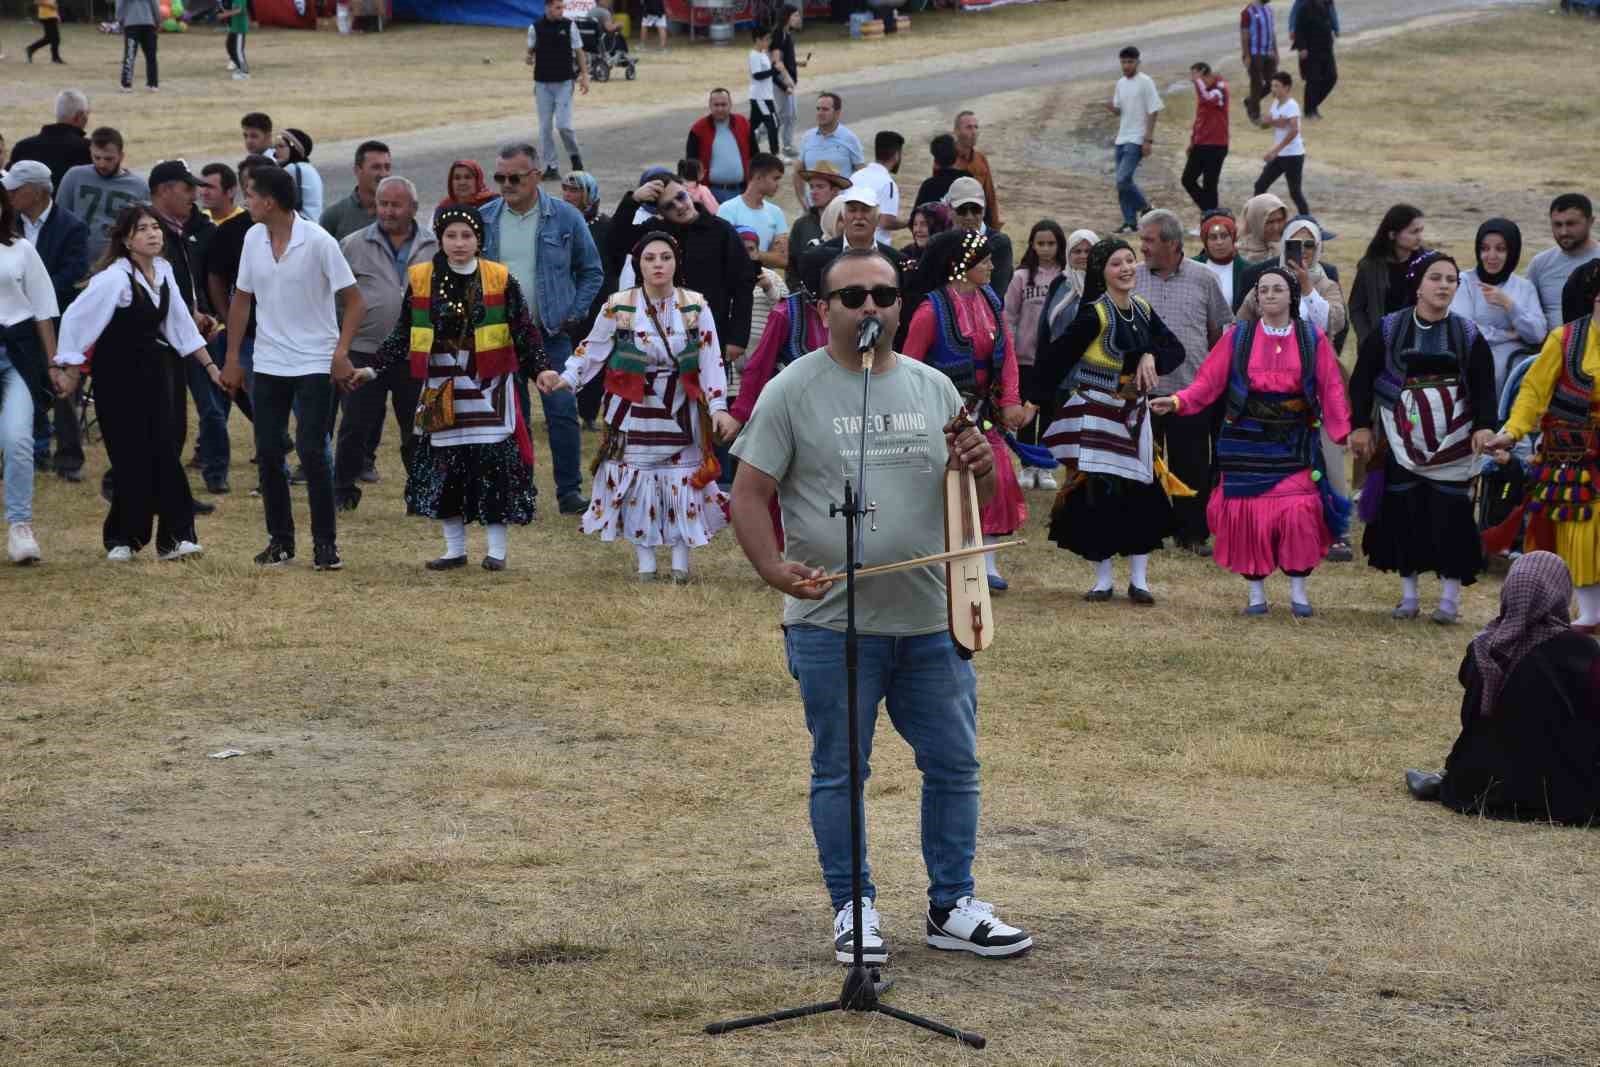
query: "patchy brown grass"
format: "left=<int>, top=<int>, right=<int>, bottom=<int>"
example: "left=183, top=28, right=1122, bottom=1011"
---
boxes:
left=4, top=4, right=1600, bottom=1066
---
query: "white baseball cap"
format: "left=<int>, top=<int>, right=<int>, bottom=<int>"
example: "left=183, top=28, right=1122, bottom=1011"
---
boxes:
left=0, top=160, right=53, bottom=192
left=840, top=183, right=880, bottom=209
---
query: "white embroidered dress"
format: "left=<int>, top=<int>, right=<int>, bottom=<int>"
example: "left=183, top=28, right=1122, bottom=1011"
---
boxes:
left=561, top=288, right=731, bottom=547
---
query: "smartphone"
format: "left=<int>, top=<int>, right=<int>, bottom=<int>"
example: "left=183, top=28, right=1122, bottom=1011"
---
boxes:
left=803, top=50, right=812, bottom=63
left=1285, top=240, right=1305, bottom=267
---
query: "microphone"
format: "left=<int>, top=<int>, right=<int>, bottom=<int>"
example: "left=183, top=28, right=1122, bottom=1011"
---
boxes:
left=856, top=318, right=882, bottom=369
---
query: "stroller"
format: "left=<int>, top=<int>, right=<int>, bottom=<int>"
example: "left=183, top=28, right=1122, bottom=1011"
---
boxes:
left=575, top=17, right=637, bottom=82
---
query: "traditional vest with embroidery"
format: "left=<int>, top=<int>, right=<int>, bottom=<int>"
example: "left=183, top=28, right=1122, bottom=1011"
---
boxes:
left=1374, top=308, right=1479, bottom=409
left=1530, top=315, right=1600, bottom=522
left=923, top=286, right=1008, bottom=397
left=776, top=292, right=813, bottom=370
left=601, top=287, right=704, bottom=405
left=1217, top=320, right=1320, bottom=497
left=407, top=260, right=516, bottom=381
left=1071, top=294, right=1153, bottom=395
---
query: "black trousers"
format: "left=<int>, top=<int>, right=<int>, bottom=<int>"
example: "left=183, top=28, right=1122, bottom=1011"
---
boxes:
left=1254, top=154, right=1310, bottom=216
left=121, top=25, right=158, bottom=89
left=226, top=32, right=249, bottom=73
left=1017, top=364, right=1045, bottom=447
left=98, top=349, right=196, bottom=553
left=750, top=100, right=779, bottom=155
left=1152, top=407, right=1215, bottom=546
left=1301, top=50, right=1338, bottom=116
left=333, top=354, right=421, bottom=502
left=27, top=17, right=62, bottom=62
left=1181, top=145, right=1228, bottom=213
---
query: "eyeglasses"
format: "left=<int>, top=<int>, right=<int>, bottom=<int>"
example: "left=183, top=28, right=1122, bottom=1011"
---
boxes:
left=954, top=204, right=984, bottom=216
left=827, top=285, right=899, bottom=309
left=492, top=171, right=533, bottom=186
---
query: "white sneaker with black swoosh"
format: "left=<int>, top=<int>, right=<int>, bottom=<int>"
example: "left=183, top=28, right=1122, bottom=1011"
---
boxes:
left=833, top=898, right=887, bottom=965
left=926, top=896, right=1032, bottom=958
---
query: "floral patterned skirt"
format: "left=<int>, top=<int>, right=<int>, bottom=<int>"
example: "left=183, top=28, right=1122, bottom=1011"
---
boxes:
left=581, top=458, right=729, bottom=548
left=405, top=436, right=537, bottom=526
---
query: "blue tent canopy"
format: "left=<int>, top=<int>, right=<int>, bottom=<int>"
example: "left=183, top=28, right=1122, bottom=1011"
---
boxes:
left=393, top=0, right=548, bottom=26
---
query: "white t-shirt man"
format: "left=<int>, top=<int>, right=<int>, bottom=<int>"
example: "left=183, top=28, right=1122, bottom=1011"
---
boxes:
left=236, top=215, right=358, bottom=377
left=1269, top=96, right=1305, bottom=156
left=717, top=195, right=788, bottom=251
left=850, top=161, right=901, bottom=247
left=1113, top=72, right=1163, bottom=146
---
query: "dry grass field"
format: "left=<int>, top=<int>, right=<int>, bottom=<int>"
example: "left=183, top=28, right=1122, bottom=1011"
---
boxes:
left=6, top=4, right=1600, bottom=1066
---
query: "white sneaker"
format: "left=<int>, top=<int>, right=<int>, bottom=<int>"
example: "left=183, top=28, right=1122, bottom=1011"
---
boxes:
left=1017, top=467, right=1036, bottom=490
left=107, top=545, right=134, bottom=562
left=225, top=60, right=237, bottom=70
left=833, top=898, right=887, bottom=965
left=231, top=70, right=249, bottom=80
left=157, top=540, right=203, bottom=561
left=1036, top=471, right=1059, bottom=491
left=926, top=896, right=1032, bottom=958
left=7, top=523, right=41, bottom=564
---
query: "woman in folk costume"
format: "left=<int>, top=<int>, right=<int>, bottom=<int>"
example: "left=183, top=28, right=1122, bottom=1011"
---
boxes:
left=1151, top=267, right=1352, bottom=616
left=367, top=205, right=544, bottom=572
left=1027, top=237, right=1188, bottom=605
left=902, top=229, right=1030, bottom=592
left=537, top=231, right=737, bottom=583
left=1349, top=250, right=1497, bottom=624
left=1481, top=266, right=1600, bottom=631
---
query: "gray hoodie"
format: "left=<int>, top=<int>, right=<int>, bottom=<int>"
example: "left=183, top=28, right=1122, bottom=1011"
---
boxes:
left=117, top=0, right=159, bottom=27
left=57, top=164, right=151, bottom=262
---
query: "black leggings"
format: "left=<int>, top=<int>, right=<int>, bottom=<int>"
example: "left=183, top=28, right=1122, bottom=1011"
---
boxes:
left=750, top=100, right=779, bottom=156
left=121, top=25, right=158, bottom=89
left=1181, top=145, right=1228, bottom=213
left=227, top=32, right=249, bottom=73
left=27, top=17, right=62, bottom=62
left=1254, top=154, right=1310, bottom=216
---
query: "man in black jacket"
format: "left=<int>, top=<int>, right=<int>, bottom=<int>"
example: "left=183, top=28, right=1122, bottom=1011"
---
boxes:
left=608, top=170, right=755, bottom=365
left=913, top=133, right=984, bottom=226
left=10, top=90, right=92, bottom=191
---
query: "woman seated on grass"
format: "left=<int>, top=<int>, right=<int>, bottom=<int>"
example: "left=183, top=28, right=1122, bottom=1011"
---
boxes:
left=1409, top=552, right=1600, bottom=824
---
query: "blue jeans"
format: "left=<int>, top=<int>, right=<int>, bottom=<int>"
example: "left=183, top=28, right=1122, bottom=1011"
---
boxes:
left=784, top=624, right=980, bottom=910
left=0, top=346, right=35, bottom=524
left=253, top=372, right=337, bottom=547
left=189, top=335, right=232, bottom=482
left=540, top=333, right=581, bottom=500
left=1114, top=142, right=1150, bottom=226
left=708, top=182, right=742, bottom=204
left=535, top=79, right=580, bottom=165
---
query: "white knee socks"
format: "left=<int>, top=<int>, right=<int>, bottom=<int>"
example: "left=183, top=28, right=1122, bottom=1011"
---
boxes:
left=1129, top=554, right=1150, bottom=591
left=1247, top=578, right=1268, bottom=607
left=635, top=544, right=657, bottom=574
left=1092, top=558, right=1114, bottom=592
left=671, top=543, right=690, bottom=573
left=1576, top=584, right=1600, bottom=625
left=1401, top=574, right=1420, bottom=606
left=486, top=523, right=508, bottom=561
left=983, top=534, right=1002, bottom=579
left=1290, top=575, right=1309, bottom=605
left=1440, top=577, right=1462, bottom=611
left=442, top=517, right=466, bottom=558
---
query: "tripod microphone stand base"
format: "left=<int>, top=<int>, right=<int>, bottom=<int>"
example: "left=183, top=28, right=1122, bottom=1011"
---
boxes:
left=703, top=963, right=986, bottom=1048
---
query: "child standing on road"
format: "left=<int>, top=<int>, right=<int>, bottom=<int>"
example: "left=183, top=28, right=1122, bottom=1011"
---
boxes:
left=222, top=1, right=249, bottom=79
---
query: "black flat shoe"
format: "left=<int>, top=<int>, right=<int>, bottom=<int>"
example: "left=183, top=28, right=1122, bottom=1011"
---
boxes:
left=1405, top=769, right=1443, bottom=801
left=1083, top=587, right=1114, bottom=603
left=481, top=556, right=506, bottom=572
left=425, top=555, right=467, bottom=571
left=1127, top=584, right=1155, bottom=606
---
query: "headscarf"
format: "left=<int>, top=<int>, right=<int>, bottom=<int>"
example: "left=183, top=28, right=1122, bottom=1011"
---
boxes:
left=819, top=196, right=847, bottom=240
left=1201, top=213, right=1238, bottom=264
left=1404, top=249, right=1457, bottom=307
left=1080, top=237, right=1133, bottom=304
left=1239, top=193, right=1287, bottom=261
left=279, top=128, right=312, bottom=164
left=948, top=230, right=992, bottom=284
left=433, top=204, right=486, bottom=249
left=1254, top=265, right=1302, bottom=320
left=1279, top=215, right=1329, bottom=283
left=910, top=202, right=953, bottom=245
left=1064, top=228, right=1098, bottom=296
left=562, top=170, right=601, bottom=221
left=1469, top=551, right=1574, bottom=718
left=628, top=230, right=685, bottom=289
left=1562, top=259, right=1600, bottom=325
left=1473, top=218, right=1522, bottom=287
left=437, top=159, right=496, bottom=211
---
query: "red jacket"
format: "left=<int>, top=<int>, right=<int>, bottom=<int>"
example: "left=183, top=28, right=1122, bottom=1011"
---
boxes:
left=1190, top=76, right=1230, bottom=148
left=685, top=114, right=755, bottom=186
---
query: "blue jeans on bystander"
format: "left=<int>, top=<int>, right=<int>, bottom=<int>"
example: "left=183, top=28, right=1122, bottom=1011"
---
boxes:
left=1114, top=142, right=1151, bottom=227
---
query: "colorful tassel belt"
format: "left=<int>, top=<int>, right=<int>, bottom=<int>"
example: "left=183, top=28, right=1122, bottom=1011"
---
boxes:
left=1527, top=453, right=1598, bottom=522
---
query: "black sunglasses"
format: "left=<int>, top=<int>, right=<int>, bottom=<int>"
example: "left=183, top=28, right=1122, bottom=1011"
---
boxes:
left=827, top=285, right=899, bottom=309
left=492, top=172, right=531, bottom=186
left=954, top=204, right=985, bottom=216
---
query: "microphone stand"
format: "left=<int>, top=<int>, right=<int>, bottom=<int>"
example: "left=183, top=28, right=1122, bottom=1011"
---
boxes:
left=705, top=322, right=987, bottom=1050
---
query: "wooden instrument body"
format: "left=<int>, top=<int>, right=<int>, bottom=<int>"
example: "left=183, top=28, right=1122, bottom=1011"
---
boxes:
left=944, top=464, right=994, bottom=653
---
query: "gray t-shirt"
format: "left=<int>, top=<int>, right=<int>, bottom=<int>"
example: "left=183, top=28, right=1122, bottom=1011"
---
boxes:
left=57, top=165, right=150, bottom=262
left=731, top=348, right=965, bottom=635
left=1526, top=243, right=1600, bottom=331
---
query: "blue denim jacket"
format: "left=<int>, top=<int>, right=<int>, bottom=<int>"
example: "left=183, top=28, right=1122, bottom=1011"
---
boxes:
left=478, top=193, right=604, bottom=335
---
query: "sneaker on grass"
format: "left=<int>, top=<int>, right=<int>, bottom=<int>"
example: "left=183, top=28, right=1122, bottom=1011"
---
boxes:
left=926, top=896, right=1032, bottom=958
left=832, top=898, right=887, bottom=965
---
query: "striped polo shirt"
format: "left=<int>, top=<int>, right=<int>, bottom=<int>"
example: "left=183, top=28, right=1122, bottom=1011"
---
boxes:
left=1241, top=2, right=1276, bottom=55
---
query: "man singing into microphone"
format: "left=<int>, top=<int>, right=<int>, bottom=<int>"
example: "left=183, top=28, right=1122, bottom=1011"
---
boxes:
left=729, top=247, right=1034, bottom=964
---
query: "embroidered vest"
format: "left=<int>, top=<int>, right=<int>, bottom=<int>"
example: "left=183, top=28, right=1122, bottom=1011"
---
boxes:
left=777, top=292, right=812, bottom=370
left=1224, top=318, right=1318, bottom=422
left=1071, top=294, right=1152, bottom=395
left=1529, top=316, right=1599, bottom=522
left=408, top=260, right=514, bottom=380
left=924, top=286, right=1007, bottom=397
left=602, top=287, right=705, bottom=405
left=1374, top=309, right=1479, bottom=409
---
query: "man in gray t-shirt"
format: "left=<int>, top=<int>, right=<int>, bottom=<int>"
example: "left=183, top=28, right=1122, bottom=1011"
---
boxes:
left=729, top=248, right=1033, bottom=966
left=1525, top=194, right=1599, bottom=330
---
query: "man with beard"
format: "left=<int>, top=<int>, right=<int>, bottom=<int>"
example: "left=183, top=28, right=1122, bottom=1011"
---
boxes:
left=1527, top=194, right=1599, bottom=331
left=785, top=160, right=850, bottom=292
left=850, top=131, right=905, bottom=248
